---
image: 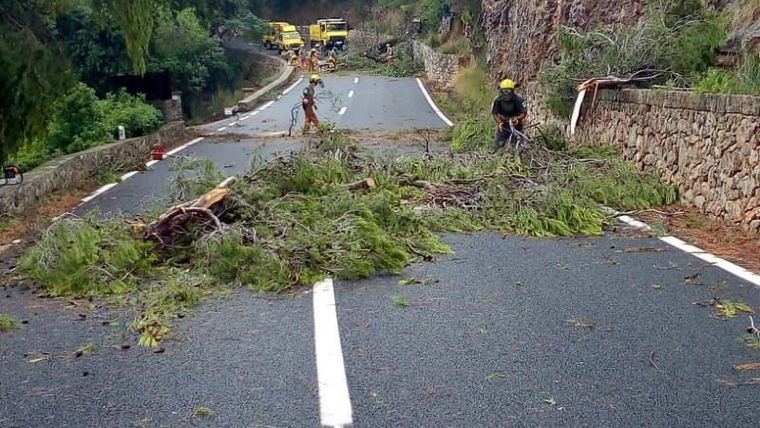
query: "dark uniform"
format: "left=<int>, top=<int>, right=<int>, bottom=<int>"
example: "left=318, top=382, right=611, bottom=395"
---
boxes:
left=491, top=93, right=528, bottom=150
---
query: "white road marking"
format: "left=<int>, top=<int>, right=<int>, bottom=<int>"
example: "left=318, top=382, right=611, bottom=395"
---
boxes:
left=614, top=212, right=760, bottom=287
left=145, top=159, right=159, bottom=168
left=166, top=137, right=204, bottom=156
left=353, top=77, right=359, bottom=84
left=348, top=90, right=354, bottom=98
left=81, top=182, right=119, bottom=203
left=217, top=126, right=228, bottom=132
left=338, top=107, right=347, bottom=115
left=258, top=100, right=275, bottom=111
left=313, top=278, right=353, bottom=427
left=415, top=78, right=454, bottom=127
left=241, top=114, right=252, bottom=120
left=617, top=215, right=651, bottom=230
left=119, top=171, right=138, bottom=181
left=283, top=77, right=304, bottom=95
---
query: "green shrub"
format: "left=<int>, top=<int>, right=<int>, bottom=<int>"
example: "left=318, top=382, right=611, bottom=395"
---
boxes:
left=438, top=38, right=470, bottom=56
left=99, top=90, right=164, bottom=139
left=538, top=1, right=731, bottom=117
left=695, top=54, right=760, bottom=95
left=48, top=82, right=110, bottom=154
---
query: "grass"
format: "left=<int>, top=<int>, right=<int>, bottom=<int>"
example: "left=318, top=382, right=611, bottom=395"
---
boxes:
left=437, top=38, right=470, bottom=57
left=391, top=294, right=410, bottom=307
left=192, top=406, right=215, bottom=417
left=0, top=314, right=18, bottom=332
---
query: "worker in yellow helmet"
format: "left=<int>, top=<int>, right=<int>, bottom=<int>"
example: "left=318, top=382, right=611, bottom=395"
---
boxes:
left=302, top=74, right=324, bottom=134
left=492, top=78, right=528, bottom=153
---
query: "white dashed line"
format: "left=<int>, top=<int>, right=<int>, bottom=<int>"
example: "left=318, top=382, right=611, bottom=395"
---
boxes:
left=415, top=78, right=454, bottom=127
left=353, top=77, right=359, bottom=84
left=119, top=171, right=138, bottom=181
left=217, top=126, right=228, bottom=132
left=258, top=100, right=275, bottom=111
left=348, top=90, right=354, bottom=98
left=313, top=278, right=353, bottom=427
left=614, top=213, right=760, bottom=287
left=81, top=183, right=118, bottom=203
left=282, top=77, right=304, bottom=95
left=338, top=107, right=347, bottom=115
left=145, top=159, right=159, bottom=168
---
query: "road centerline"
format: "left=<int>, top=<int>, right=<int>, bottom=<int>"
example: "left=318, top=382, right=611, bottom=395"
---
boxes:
left=348, top=90, right=354, bottom=98
left=313, top=278, right=353, bottom=427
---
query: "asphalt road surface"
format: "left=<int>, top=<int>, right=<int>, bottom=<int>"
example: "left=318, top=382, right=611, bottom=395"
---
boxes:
left=2, top=72, right=759, bottom=427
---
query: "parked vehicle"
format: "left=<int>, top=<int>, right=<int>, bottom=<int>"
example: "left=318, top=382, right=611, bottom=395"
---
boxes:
left=262, top=21, right=290, bottom=49
left=309, top=18, right=349, bottom=51
left=274, top=24, right=304, bottom=53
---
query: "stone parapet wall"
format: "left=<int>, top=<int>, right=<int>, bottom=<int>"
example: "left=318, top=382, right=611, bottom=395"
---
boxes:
left=412, top=41, right=461, bottom=89
left=573, top=88, right=760, bottom=234
left=0, top=122, right=187, bottom=216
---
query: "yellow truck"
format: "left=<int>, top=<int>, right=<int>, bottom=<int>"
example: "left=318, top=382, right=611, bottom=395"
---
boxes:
left=273, top=25, right=304, bottom=53
left=309, top=18, right=349, bottom=51
left=262, top=21, right=289, bottom=49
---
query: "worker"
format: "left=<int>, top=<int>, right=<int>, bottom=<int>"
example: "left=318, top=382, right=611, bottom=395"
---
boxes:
left=491, top=78, right=528, bottom=153
left=383, top=43, right=394, bottom=63
left=302, top=74, right=323, bottom=134
left=327, top=49, right=338, bottom=70
left=309, top=48, right=320, bottom=72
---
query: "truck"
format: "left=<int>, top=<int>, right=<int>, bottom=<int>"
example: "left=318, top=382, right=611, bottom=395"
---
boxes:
left=262, top=21, right=290, bottom=49
left=309, top=18, right=349, bottom=51
left=273, top=24, right=304, bottom=53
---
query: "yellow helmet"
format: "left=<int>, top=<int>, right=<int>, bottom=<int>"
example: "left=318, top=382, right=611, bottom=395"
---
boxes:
left=499, top=79, right=516, bottom=90
left=310, top=74, right=321, bottom=83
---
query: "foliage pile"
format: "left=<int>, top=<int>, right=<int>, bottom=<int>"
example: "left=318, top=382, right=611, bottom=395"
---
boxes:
left=19, top=126, right=675, bottom=346
left=341, top=41, right=424, bottom=77
left=538, top=0, right=741, bottom=117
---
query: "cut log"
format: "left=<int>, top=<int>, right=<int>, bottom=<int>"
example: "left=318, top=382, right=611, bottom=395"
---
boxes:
left=344, top=177, right=376, bottom=191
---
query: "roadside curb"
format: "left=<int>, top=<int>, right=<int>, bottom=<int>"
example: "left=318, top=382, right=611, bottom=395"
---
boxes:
left=238, top=61, right=296, bottom=111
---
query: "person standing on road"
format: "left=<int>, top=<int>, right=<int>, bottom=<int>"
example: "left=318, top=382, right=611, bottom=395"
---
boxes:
left=302, top=74, right=323, bottom=134
left=491, top=78, right=528, bottom=153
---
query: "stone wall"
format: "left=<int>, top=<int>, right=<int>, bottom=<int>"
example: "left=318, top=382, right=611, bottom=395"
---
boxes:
left=412, top=41, right=461, bottom=89
left=573, top=89, right=760, bottom=234
left=0, top=122, right=187, bottom=216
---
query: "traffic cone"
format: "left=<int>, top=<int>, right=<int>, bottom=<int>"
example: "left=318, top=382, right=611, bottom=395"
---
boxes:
left=151, top=144, right=165, bottom=160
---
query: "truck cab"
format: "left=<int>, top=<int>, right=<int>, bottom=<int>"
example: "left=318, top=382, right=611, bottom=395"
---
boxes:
left=309, top=19, right=349, bottom=51
left=262, top=21, right=290, bottom=49
left=274, top=25, right=304, bottom=53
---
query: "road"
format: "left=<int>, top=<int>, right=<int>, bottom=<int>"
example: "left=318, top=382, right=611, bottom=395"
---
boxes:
left=2, top=72, right=760, bottom=427
left=76, top=74, right=448, bottom=217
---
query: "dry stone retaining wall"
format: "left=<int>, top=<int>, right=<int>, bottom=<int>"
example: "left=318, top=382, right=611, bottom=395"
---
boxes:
left=412, top=41, right=461, bottom=89
left=573, top=89, right=760, bottom=234
left=0, top=122, right=187, bottom=216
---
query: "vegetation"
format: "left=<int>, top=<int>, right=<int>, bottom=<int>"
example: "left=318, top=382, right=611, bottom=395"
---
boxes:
left=0, top=314, right=19, bottom=333
left=1, top=0, right=268, bottom=166
left=695, top=53, right=760, bottom=96
left=538, top=0, right=744, bottom=117
left=19, top=124, right=675, bottom=346
left=10, top=84, right=163, bottom=171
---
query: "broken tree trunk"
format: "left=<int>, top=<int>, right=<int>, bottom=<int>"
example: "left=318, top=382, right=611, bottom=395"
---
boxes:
left=143, top=187, right=230, bottom=245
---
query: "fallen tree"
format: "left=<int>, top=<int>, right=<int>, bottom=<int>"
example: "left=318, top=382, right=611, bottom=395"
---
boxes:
left=18, top=126, right=677, bottom=346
